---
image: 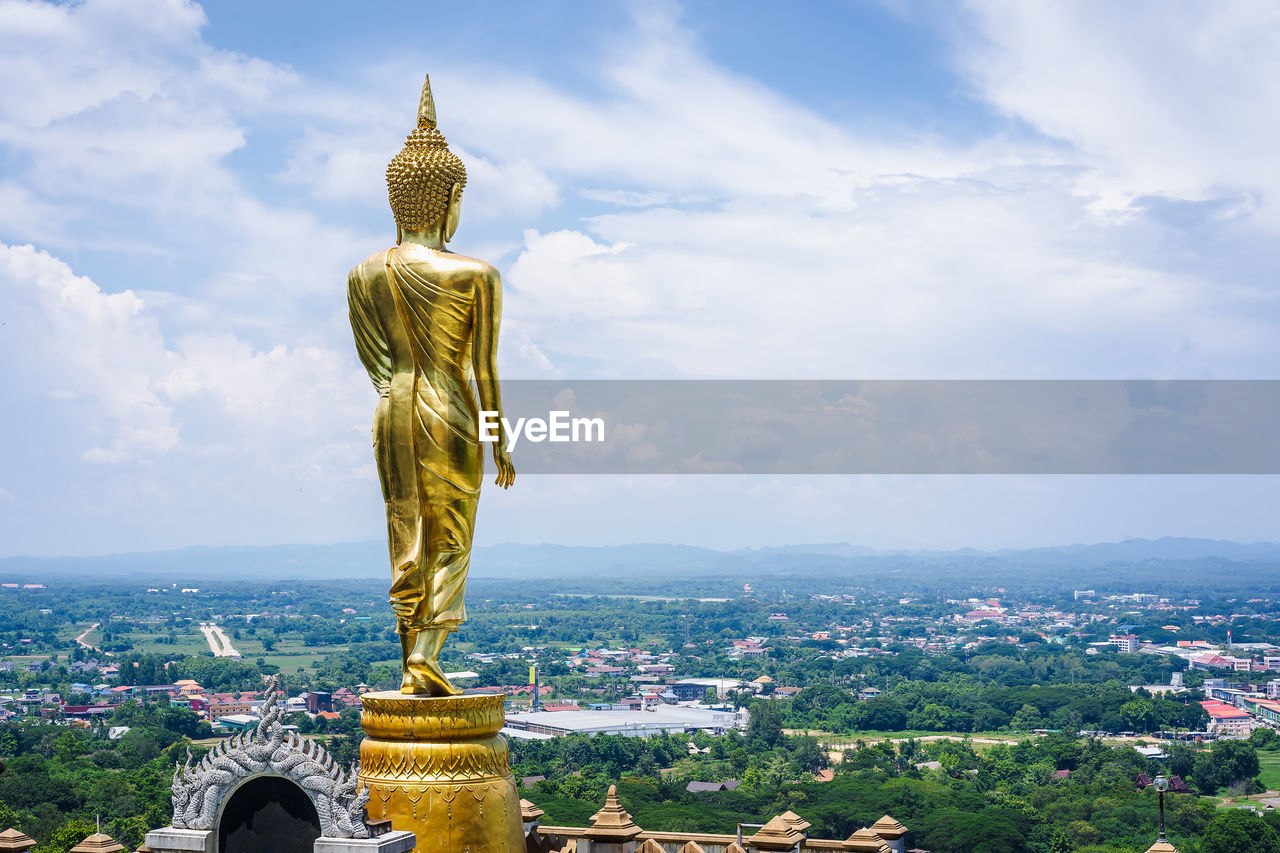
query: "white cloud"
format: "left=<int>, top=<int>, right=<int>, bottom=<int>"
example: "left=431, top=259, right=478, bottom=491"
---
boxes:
left=0, top=0, right=373, bottom=315
left=580, top=189, right=671, bottom=207
left=957, top=0, right=1280, bottom=221
left=0, top=242, right=179, bottom=462
left=501, top=155, right=1271, bottom=381
left=0, top=242, right=374, bottom=543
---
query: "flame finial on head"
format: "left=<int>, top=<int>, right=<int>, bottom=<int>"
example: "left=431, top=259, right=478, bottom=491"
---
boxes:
left=387, top=72, right=467, bottom=230
left=418, top=74, right=437, bottom=129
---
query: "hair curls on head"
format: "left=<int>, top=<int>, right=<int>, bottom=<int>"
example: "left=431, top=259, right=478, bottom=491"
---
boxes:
left=386, top=75, right=467, bottom=230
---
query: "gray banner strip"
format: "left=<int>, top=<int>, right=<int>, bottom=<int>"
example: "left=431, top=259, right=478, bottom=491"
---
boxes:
left=484, top=380, right=1280, bottom=474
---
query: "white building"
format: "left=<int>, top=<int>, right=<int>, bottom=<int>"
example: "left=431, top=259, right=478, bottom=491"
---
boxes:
left=503, top=704, right=747, bottom=739
left=1108, top=634, right=1140, bottom=654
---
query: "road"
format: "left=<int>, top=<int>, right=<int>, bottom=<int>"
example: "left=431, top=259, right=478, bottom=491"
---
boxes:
left=199, top=623, right=242, bottom=658
left=74, top=622, right=101, bottom=652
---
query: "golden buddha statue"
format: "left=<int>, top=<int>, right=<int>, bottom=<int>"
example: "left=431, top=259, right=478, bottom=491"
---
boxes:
left=348, top=75, right=515, bottom=696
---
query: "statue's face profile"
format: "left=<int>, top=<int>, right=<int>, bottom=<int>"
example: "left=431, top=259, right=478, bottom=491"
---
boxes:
left=444, top=182, right=462, bottom=243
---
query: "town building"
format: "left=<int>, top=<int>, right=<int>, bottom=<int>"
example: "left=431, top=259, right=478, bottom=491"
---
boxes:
left=1199, top=700, right=1254, bottom=737
left=504, top=705, right=746, bottom=739
left=1108, top=634, right=1141, bottom=654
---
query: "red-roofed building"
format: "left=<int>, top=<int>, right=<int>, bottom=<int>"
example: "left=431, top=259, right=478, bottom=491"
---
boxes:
left=1200, top=700, right=1254, bottom=736
left=964, top=610, right=1010, bottom=623
left=1189, top=653, right=1237, bottom=671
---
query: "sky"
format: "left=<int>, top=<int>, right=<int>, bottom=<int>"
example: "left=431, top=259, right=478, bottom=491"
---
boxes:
left=3, top=0, right=1280, bottom=556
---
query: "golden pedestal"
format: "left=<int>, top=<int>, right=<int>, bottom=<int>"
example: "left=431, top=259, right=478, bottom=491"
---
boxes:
left=359, top=692, right=525, bottom=853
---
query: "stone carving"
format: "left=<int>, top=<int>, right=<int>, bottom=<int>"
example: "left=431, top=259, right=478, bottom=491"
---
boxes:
left=169, top=675, right=371, bottom=839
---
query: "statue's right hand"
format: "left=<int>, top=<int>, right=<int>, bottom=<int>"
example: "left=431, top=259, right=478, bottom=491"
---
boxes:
left=494, top=447, right=516, bottom=489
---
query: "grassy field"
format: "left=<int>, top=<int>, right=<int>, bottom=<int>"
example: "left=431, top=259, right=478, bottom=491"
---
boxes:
left=71, top=623, right=346, bottom=679
left=1258, top=749, right=1280, bottom=791
left=128, top=630, right=211, bottom=656
left=74, top=623, right=102, bottom=648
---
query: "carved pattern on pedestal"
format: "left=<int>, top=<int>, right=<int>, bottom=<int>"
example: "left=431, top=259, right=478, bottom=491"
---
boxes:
left=169, top=675, right=371, bottom=839
left=359, top=693, right=506, bottom=740
left=359, top=737, right=510, bottom=782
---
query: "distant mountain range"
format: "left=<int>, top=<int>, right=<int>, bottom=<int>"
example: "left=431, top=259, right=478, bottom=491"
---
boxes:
left=1, top=537, right=1279, bottom=588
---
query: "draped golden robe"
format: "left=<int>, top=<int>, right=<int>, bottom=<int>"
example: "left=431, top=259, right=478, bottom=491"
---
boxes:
left=348, top=246, right=484, bottom=632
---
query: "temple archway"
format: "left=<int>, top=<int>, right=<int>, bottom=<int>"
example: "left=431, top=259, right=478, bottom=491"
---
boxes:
left=217, top=775, right=321, bottom=853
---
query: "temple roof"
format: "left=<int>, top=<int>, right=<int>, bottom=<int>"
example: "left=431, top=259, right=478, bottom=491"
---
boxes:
left=779, top=811, right=811, bottom=833
left=0, top=827, right=36, bottom=853
left=747, top=815, right=805, bottom=850
left=843, top=829, right=892, bottom=853
left=869, top=816, right=907, bottom=840
left=1145, top=841, right=1179, bottom=853
left=69, top=834, right=126, bottom=853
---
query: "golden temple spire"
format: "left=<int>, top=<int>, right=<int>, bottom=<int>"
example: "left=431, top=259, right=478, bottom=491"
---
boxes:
left=418, top=74, right=437, bottom=129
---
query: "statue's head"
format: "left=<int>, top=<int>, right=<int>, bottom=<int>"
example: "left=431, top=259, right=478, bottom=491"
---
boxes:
left=386, top=75, right=467, bottom=241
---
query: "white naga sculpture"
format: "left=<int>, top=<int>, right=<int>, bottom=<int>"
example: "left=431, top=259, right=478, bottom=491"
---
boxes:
left=169, top=675, right=371, bottom=839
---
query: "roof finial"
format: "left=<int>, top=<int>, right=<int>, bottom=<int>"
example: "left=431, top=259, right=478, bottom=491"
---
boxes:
left=418, top=74, right=437, bottom=129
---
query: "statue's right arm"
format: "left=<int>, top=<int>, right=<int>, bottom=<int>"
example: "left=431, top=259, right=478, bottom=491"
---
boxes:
left=348, top=266, right=392, bottom=395
left=473, top=264, right=515, bottom=489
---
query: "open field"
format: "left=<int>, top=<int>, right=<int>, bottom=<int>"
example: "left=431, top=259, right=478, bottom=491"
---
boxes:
left=1259, top=750, right=1280, bottom=791
left=127, top=631, right=210, bottom=656
left=263, top=653, right=326, bottom=674
left=89, top=622, right=344, bottom=677
left=74, top=623, right=100, bottom=651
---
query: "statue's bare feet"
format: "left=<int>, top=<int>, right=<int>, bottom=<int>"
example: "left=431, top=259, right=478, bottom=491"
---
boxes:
left=400, top=665, right=429, bottom=694
left=399, top=630, right=425, bottom=693
left=400, top=628, right=461, bottom=696
left=401, top=653, right=459, bottom=695
left=420, top=659, right=462, bottom=696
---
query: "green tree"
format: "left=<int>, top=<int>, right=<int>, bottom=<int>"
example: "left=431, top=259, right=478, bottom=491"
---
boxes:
left=1119, top=698, right=1156, bottom=733
left=35, top=818, right=97, bottom=853
left=794, top=737, right=829, bottom=773
left=1250, top=727, right=1280, bottom=750
left=908, top=702, right=952, bottom=732
left=856, top=698, right=908, bottom=732
left=1209, top=739, right=1260, bottom=788
left=1193, top=753, right=1220, bottom=794
left=1165, top=741, right=1196, bottom=779
left=747, top=701, right=783, bottom=747
left=0, top=800, right=22, bottom=833
left=1010, top=703, right=1044, bottom=731
left=1202, top=809, right=1280, bottom=853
